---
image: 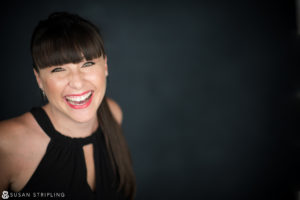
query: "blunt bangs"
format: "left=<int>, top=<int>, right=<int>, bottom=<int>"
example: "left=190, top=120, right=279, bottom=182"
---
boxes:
left=31, top=13, right=105, bottom=70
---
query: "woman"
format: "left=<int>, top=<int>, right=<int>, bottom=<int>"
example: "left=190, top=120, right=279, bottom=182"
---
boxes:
left=0, top=12, right=136, bottom=200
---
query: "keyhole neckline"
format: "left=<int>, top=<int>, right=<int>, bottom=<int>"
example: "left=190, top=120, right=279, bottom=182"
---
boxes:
left=30, top=107, right=99, bottom=146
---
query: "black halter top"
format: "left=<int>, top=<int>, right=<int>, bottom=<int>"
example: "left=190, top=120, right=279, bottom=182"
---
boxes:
left=9, top=107, right=126, bottom=200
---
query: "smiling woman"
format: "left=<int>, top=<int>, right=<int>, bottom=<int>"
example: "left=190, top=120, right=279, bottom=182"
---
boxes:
left=34, top=57, right=108, bottom=125
left=0, top=12, right=135, bottom=200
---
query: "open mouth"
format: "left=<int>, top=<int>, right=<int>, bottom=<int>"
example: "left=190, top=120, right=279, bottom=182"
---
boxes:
left=64, top=91, right=93, bottom=108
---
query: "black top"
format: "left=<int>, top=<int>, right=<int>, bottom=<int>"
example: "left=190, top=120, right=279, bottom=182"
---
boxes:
left=9, top=107, right=126, bottom=200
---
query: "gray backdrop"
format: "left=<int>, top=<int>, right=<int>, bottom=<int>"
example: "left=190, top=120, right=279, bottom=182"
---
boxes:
left=0, top=0, right=298, bottom=200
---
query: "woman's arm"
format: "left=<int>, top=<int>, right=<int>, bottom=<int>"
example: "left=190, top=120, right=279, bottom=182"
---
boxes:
left=0, top=121, right=15, bottom=194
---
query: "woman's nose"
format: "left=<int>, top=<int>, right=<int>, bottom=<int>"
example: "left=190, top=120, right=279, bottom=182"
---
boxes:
left=68, top=70, right=84, bottom=89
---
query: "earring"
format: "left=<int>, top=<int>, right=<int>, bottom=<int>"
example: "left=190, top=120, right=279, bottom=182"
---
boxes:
left=42, top=90, right=47, bottom=101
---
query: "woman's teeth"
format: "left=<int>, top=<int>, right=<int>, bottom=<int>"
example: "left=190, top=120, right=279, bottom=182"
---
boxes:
left=65, top=91, right=92, bottom=105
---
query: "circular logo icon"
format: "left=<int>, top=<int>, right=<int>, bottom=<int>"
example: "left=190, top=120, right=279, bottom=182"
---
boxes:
left=2, top=191, right=9, bottom=199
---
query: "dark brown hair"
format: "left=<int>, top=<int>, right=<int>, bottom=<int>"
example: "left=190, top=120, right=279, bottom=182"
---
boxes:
left=31, top=12, right=136, bottom=199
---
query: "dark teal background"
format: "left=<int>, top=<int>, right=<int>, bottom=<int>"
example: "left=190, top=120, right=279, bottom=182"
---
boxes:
left=0, top=1, right=298, bottom=199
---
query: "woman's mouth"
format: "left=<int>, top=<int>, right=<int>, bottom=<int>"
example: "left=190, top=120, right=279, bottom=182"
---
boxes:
left=64, top=90, right=93, bottom=109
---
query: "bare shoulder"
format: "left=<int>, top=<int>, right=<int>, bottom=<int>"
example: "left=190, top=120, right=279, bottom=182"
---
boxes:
left=0, top=112, right=40, bottom=159
left=0, top=113, right=33, bottom=190
left=106, top=97, right=123, bottom=125
left=0, top=112, right=44, bottom=150
left=0, top=113, right=30, bottom=143
left=0, top=112, right=49, bottom=192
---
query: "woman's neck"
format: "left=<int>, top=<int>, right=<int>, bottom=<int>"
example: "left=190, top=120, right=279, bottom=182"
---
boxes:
left=43, top=104, right=98, bottom=138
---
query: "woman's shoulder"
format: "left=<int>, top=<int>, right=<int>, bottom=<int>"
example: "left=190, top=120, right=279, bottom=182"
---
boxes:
left=0, top=112, right=43, bottom=152
left=0, top=112, right=34, bottom=140
left=106, top=97, right=123, bottom=125
left=0, top=112, right=35, bottom=189
left=0, top=111, right=49, bottom=191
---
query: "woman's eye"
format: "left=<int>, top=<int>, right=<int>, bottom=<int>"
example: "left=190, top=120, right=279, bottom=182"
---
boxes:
left=82, top=62, right=95, bottom=67
left=51, top=67, right=65, bottom=73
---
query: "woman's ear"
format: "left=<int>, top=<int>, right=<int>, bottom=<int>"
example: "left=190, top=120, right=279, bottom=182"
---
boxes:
left=33, top=69, right=44, bottom=90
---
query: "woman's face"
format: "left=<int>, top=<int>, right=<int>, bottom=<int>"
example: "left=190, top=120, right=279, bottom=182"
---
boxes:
left=34, top=56, right=108, bottom=123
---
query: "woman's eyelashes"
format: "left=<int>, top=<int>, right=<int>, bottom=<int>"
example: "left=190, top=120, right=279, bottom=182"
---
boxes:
left=50, top=62, right=95, bottom=73
left=51, top=67, right=65, bottom=73
left=82, top=61, right=95, bottom=67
